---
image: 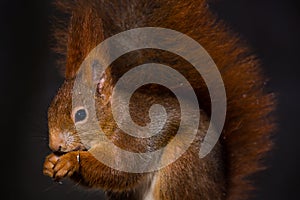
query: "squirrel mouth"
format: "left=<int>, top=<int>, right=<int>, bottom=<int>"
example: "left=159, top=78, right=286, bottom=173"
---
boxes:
left=73, top=145, right=87, bottom=151
left=53, top=144, right=87, bottom=156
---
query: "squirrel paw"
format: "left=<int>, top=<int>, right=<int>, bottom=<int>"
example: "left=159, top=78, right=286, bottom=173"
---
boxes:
left=43, top=152, right=80, bottom=180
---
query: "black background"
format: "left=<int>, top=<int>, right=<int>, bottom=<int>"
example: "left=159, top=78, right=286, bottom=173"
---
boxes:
left=1, top=0, right=299, bottom=199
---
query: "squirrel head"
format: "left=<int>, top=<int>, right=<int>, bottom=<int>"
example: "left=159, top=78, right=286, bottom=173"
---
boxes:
left=47, top=79, right=88, bottom=153
left=47, top=69, right=183, bottom=155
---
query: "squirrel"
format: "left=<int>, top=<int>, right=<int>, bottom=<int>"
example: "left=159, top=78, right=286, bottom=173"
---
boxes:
left=43, top=0, right=276, bottom=200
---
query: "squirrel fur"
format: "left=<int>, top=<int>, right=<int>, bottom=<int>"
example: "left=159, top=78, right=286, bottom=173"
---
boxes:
left=43, top=0, right=276, bottom=200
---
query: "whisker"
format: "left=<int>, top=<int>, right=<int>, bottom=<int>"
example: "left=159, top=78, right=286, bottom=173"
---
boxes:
left=29, top=135, right=49, bottom=143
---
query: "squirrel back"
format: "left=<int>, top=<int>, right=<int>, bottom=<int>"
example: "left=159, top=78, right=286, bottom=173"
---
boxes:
left=45, top=0, right=276, bottom=199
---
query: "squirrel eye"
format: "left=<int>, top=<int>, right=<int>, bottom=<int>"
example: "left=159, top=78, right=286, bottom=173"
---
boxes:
left=74, top=108, right=88, bottom=123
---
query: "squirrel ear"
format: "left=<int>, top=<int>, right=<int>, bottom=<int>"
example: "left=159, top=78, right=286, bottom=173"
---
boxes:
left=79, top=58, right=106, bottom=88
left=91, top=59, right=105, bottom=84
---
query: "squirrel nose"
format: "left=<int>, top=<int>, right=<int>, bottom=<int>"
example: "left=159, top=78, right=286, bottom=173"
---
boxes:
left=49, top=135, right=65, bottom=152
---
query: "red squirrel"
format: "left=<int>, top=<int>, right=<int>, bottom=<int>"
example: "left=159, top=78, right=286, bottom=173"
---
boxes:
left=43, top=0, right=275, bottom=199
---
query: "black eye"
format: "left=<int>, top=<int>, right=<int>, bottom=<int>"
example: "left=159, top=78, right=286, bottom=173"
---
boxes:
left=74, top=109, right=87, bottom=123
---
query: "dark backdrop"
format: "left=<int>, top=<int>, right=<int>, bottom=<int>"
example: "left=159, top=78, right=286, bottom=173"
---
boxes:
left=1, top=0, right=299, bottom=199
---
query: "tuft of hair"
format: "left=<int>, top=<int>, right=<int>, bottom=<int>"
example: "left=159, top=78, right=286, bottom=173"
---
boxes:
left=52, top=0, right=276, bottom=199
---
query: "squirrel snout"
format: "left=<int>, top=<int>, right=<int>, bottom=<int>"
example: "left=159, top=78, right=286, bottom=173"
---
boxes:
left=49, top=135, right=65, bottom=152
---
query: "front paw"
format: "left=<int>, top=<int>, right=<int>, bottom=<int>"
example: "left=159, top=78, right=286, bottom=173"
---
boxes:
left=43, top=152, right=80, bottom=180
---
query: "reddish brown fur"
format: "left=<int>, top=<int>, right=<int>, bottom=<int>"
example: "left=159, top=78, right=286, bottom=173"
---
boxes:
left=44, top=0, right=276, bottom=199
